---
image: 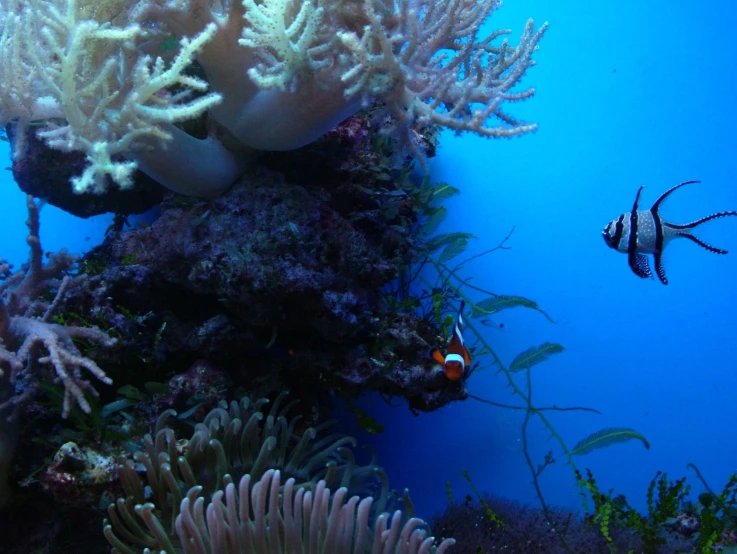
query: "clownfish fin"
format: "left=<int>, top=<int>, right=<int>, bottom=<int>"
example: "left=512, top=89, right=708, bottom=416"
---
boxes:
left=430, top=348, right=446, bottom=367
left=463, top=363, right=475, bottom=381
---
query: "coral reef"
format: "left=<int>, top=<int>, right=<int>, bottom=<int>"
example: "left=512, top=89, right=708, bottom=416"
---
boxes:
left=430, top=496, right=695, bottom=554
left=0, top=111, right=470, bottom=553
left=0, top=2, right=521, bottom=541
left=41, top=441, right=117, bottom=505
left=0, top=195, right=117, bottom=508
left=0, top=0, right=546, bottom=196
left=579, top=467, right=737, bottom=553
left=0, top=196, right=116, bottom=418
left=58, top=150, right=467, bottom=413
left=5, top=122, right=165, bottom=217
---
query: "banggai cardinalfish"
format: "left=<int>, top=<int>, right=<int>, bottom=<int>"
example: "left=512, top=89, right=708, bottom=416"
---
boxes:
left=602, top=180, right=737, bottom=285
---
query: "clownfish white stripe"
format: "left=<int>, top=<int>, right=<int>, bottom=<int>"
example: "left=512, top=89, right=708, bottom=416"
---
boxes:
left=445, top=353, right=465, bottom=367
left=455, top=318, right=465, bottom=347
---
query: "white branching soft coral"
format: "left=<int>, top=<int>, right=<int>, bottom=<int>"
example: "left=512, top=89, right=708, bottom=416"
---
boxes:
left=0, top=195, right=116, bottom=419
left=1, top=0, right=223, bottom=194
left=0, top=195, right=116, bottom=507
left=0, top=0, right=547, bottom=197
left=339, top=0, right=548, bottom=159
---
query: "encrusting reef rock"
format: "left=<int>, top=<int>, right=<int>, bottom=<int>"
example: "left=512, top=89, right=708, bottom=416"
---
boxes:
left=58, top=128, right=467, bottom=414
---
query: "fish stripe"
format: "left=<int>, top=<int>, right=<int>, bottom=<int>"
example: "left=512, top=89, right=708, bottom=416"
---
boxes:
left=628, top=205, right=639, bottom=255
left=651, top=208, right=664, bottom=254
left=654, top=252, right=668, bottom=284
left=626, top=187, right=650, bottom=278
left=455, top=301, right=465, bottom=346
left=612, top=214, right=625, bottom=249
left=445, top=354, right=465, bottom=366
left=454, top=322, right=464, bottom=347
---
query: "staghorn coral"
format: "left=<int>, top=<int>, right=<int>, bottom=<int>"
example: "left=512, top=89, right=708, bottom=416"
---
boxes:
left=0, top=0, right=546, bottom=197
left=104, top=392, right=391, bottom=552
left=108, top=469, right=455, bottom=554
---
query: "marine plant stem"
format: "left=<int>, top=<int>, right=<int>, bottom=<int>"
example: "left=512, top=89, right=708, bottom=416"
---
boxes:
left=428, top=259, right=585, bottom=481
left=467, top=393, right=601, bottom=414
left=426, top=255, right=592, bottom=550
left=520, top=369, right=549, bottom=513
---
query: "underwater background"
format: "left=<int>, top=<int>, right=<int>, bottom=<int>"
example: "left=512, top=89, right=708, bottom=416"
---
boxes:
left=0, top=0, right=735, bottom=551
left=340, top=0, right=737, bottom=522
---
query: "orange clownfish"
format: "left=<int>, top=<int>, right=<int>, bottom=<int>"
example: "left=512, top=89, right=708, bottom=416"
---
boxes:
left=431, top=301, right=471, bottom=381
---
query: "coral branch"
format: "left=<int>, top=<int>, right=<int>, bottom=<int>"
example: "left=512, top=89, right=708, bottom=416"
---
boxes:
left=1, top=0, right=546, bottom=196
left=0, top=196, right=116, bottom=418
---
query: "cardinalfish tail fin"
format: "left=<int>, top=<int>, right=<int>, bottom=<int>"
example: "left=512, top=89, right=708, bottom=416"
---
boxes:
left=676, top=232, right=729, bottom=255
left=666, top=210, right=737, bottom=230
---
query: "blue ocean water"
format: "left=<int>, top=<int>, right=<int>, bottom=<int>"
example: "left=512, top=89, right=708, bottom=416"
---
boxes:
left=0, top=0, right=734, bottom=530
left=339, top=0, right=737, bottom=520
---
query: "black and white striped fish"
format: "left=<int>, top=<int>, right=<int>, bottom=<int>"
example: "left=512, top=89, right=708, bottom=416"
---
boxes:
left=602, top=180, right=737, bottom=285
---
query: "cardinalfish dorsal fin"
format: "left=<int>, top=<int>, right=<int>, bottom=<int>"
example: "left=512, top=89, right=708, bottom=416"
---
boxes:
left=650, top=180, right=700, bottom=217
left=630, top=185, right=645, bottom=213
